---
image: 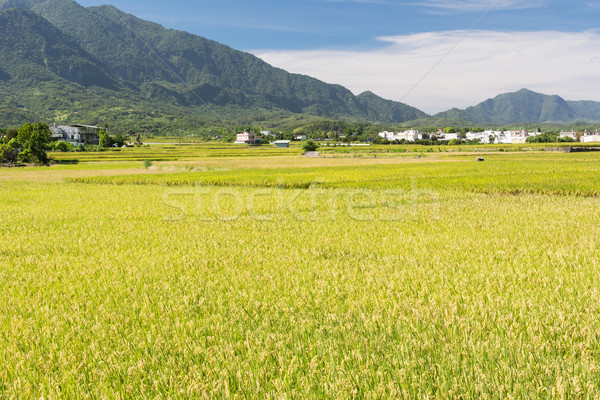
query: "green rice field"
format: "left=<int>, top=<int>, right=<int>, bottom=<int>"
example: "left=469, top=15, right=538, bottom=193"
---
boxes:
left=1, top=144, right=599, bottom=398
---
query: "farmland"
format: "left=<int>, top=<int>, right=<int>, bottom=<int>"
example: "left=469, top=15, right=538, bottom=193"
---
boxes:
left=1, top=144, right=600, bottom=398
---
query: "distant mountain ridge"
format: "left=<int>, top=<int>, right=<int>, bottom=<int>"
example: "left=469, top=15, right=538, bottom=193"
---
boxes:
left=0, top=0, right=426, bottom=129
left=434, top=89, right=600, bottom=124
left=1, top=0, right=600, bottom=130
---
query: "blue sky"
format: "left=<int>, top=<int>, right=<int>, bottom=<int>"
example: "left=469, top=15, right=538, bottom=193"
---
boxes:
left=77, top=0, right=600, bottom=113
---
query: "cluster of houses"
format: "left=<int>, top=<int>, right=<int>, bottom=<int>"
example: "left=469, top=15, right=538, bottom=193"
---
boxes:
left=378, top=129, right=600, bottom=144
left=48, top=125, right=600, bottom=147
left=562, top=130, right=600, bottom=143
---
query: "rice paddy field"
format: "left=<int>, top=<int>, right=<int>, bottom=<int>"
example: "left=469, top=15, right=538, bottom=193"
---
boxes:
left=1, top=144, right=600, bottom=398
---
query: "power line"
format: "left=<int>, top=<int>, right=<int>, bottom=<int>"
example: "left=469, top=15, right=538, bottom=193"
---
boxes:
left=99, top=4, right=226, bottom=124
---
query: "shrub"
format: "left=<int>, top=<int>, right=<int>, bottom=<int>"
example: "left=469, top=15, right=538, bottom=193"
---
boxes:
left=302, top=140, right=318, bottom=152
left=99, top=130, right=110, bottom=148
left=0, top=143, right=18, bottom=163
left=54, top=141, right=74, bottom=152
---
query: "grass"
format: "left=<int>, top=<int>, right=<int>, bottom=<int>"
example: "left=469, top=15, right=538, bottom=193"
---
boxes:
left=49, top=143, right=299, bottom=162
left=1, top=145, right=600, bottom=398
left=68, top=152, right=600, bottom=197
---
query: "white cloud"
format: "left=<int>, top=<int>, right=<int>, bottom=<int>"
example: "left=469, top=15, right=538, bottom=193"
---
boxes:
left=414, top=0, right=545, bottom=11
left=320, top=0, right=545, bottom=11
left=252, top=30, right=600, bottom=114
left=322, top=0, right=394, bottom=3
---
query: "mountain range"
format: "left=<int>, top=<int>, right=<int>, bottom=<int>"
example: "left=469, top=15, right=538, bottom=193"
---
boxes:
left=1, top=0, right=600, bottom=131
left=0, top=0, right=426, bottom=131
left=433, top=89, right=600, bottom=125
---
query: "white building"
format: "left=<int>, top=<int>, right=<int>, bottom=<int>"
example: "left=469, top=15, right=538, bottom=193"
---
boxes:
left=49, top=124, right=101, bottom=146
left=485, top=129, right=530, bottom=144
left=560, top=131, right=577, bottom=141
left=581, top=135, right=600, bottom=143
left=509, top=129, right=528, bottom=137
left=466, top=130, right=502, bottom=144
left=581, top=130, right=600, bottom=143
left=378, top=129, right=421, bottom=142
left=495, top=131, right=513, bottom=144
left=495, top=129, right=528, bottom=144
left=441, top=133, right=459, bottom=141
left=378, top=131, right=395, bottom=140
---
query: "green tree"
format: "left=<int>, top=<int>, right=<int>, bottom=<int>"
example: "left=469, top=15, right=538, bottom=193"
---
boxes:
left=19, top=148, right=32, bottom=163
left=558, top=136, right=575, bottom=143
left=54, top=141, right=74, bottom=152
left=23, top=123, right=51, bottom=164
left=113, top=133, right=126, bottom=147
left=302, top=139, right=318, bottom=152
left=0, top=143, right=18, bottom=163
left=7, top=138, right=19, bottom=150
left=4, top=129, right=18, bottom=143
left=99, top=130, right=110, bottom=148
left=526, top=132, right=560, bottom=143
left=16, top=123, right=32, bottom=146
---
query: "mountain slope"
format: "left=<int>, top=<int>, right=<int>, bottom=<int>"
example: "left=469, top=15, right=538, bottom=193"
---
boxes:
left=434, top=89, right=580, bottom=124
left=0, top=0, right=427, bottom=126
left=0, top=7, right=118, bottom=89
left=567, top=100, right=600, bottom=121
left=355, top=91, right=427, bottom=123
left=0, top=66, right=9, bottom=81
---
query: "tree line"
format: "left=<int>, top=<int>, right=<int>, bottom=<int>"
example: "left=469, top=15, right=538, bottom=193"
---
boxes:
left=0, top=123, right=133, bottom=165
left=0, top=123, right=52, bottom=164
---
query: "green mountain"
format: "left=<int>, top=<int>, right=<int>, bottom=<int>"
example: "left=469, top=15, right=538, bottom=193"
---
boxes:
left=433, top=88, right=600, bottom=124
left=0, top=0, right=427, bottom=130
left=566, top=100, right=600, bottom=121
left=0, top=7, right=117, bottom=89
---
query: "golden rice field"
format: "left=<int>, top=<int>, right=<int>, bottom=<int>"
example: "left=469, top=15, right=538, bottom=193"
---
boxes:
left=1, top=145, right=600, bottom=398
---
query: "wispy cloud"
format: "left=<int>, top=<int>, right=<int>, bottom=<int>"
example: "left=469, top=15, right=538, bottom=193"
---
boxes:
left=253, top=30, right=600, bottom=113
left=414, top=0, right=545, bottom=11
left=321, top=0, right=394, bottom=3
left=319, top=0, right=545, bottom=10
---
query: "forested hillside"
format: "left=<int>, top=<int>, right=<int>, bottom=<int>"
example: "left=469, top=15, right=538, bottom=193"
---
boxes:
left=0, top=0, right=427, bottom=130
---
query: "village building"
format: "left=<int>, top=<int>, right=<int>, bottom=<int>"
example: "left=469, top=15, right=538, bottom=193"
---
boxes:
left=466, top=130, right=502, bottom=144
left=49, top=124, right=102, bottom=146
left=260, top=131, right=274, bottom=138
left=235, top=131, right=261, bottom=145
left=559, top=131, right=577, bottom=141
left=581, top=130, right=600, bottom=143
left=378, top=129, right=421, bottom=142
left=509, top=129, right=529, bottom=137
left=274, top=140, right=290, bottom=148
left=440, top=133, right=459, bottom=141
